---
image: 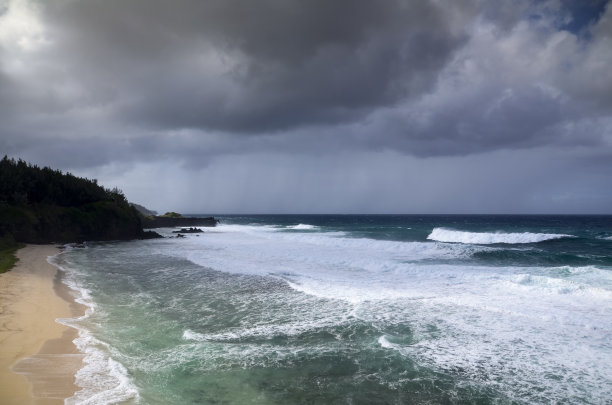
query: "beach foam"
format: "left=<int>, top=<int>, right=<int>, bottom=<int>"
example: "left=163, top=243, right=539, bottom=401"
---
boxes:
left=427, top=227, right=572, bottom=244
left=50, top=252, right=140, bottom=405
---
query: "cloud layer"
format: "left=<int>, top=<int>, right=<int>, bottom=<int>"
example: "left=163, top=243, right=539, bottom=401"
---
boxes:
left=1, top=0, right=611, bottom=212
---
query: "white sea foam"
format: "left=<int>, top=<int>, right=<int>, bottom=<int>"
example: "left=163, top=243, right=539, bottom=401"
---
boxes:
left=427, top=227, right=572, bottom=244
left=174, top=223, right=487, bottom=277
left=163, top=224, right=610, bottom=304
left=48, top=252, right=140, bottom=405
left=504, top=272, right=612, bottom=299
left=182, top=329, right=204, bottom=341
left=164, top=224, right=497, bottom=305
left=152, top=337, right=313, bottom=373
left=372, top=288, right=612, bottom=403
left=377, top=335, right=395, bottom=349
left=67, top=335, right=139, bottom=405
left=182, top=317, right=342, bottom=342
left=167, top=223, right=612, bottom=401
left=287, top=223, right=318, bottom=230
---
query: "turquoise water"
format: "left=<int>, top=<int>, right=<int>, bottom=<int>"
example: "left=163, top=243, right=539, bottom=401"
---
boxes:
left=53, top=215, right=612, bottom=404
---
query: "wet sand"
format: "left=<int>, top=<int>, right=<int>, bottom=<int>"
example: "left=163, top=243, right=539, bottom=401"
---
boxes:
left=0, top=245, right=85, bottom=404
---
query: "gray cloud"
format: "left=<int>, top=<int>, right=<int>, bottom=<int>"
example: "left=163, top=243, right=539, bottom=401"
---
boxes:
left=87, top=147, right=611, bottom=215
left=356, top=3, right=612, bottom=156
left=1, top=0, right=611, bottom=213
left=37, top=0, right=478, bottom=133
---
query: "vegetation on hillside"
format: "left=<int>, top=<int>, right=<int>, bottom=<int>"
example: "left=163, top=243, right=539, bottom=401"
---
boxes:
left=0, top=234, right=24, bottom=273
left=0, top=156, right=157, bottom=244
left=0, top=156, right=127, bottom=207
left=161, top=212, right=183, bottom=218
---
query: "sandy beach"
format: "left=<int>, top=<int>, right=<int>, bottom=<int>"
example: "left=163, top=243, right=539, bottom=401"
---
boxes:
left=0, top=245, right=85, bottom=405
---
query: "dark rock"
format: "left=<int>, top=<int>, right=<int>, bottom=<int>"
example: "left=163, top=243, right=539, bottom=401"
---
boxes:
left=171, top=227, right=204, bottom=234
left=142, top=216, right=219, bottom=228
left=140, top=230, right=164, bottom=239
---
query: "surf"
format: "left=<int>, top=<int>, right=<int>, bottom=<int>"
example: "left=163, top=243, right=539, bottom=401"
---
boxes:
left=427, top=227, right=573, bottom=244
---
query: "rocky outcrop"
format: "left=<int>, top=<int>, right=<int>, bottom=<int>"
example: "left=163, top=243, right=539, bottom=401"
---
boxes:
left=141, top=216, right=219, bottom=228
left=171, top=227, right=204, bottom=233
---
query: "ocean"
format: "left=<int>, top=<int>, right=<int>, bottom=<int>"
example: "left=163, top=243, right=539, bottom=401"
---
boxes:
left=51, top=215, right=612, bottom=404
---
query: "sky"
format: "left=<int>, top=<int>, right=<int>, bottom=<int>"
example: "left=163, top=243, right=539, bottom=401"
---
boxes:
left=0, top=0, right=611, bottom=214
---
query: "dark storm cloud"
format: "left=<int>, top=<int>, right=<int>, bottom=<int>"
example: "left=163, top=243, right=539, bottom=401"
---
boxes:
left=358, top=1, right=612, bottom=156
left=374, top=83, right=600, bottom=156
left=37, top=0, right=477, bottom=132
left=0, top=0, right=605, bottom=157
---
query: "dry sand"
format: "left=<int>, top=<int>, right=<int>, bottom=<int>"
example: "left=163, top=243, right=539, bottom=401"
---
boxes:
left=0, top=245, right=85, bottom=405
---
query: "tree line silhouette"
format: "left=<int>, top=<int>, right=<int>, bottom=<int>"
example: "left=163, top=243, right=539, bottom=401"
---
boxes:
left=0, top=156, right=128, bottom=208
left=0, top=156, right=159, bottom=243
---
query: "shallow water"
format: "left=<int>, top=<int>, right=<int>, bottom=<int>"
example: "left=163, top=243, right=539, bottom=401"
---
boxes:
left=53, top=215, right=612, bottom=404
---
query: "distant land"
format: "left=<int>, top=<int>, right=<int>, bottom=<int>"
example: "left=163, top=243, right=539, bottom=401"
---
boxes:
left=0, top=157, right=217, bottom=271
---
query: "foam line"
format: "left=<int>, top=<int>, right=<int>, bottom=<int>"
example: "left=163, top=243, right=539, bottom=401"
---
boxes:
left=48, top=252, right=140, bottom=405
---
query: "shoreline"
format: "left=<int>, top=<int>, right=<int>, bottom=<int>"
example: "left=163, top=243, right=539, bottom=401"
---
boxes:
left=0, top=244, right=85, bottom=404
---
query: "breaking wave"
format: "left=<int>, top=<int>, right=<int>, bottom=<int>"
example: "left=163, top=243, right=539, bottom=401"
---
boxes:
left=287, top=224, right=318, bottom=230
left=427, top=228, right=572, bottom=245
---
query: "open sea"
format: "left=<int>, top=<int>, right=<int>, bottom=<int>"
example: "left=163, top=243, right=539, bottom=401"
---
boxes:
left=51, top=215, right=612, bottom=404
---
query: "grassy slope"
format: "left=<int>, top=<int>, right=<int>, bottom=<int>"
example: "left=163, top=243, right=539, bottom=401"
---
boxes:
left=0, top=236, right=24, bottom=273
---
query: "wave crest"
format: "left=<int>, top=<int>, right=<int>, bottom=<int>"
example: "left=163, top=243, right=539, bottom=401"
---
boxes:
left=427, top=228, right=572, bottom=245
left=287, top=224, right=318, bottom=230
